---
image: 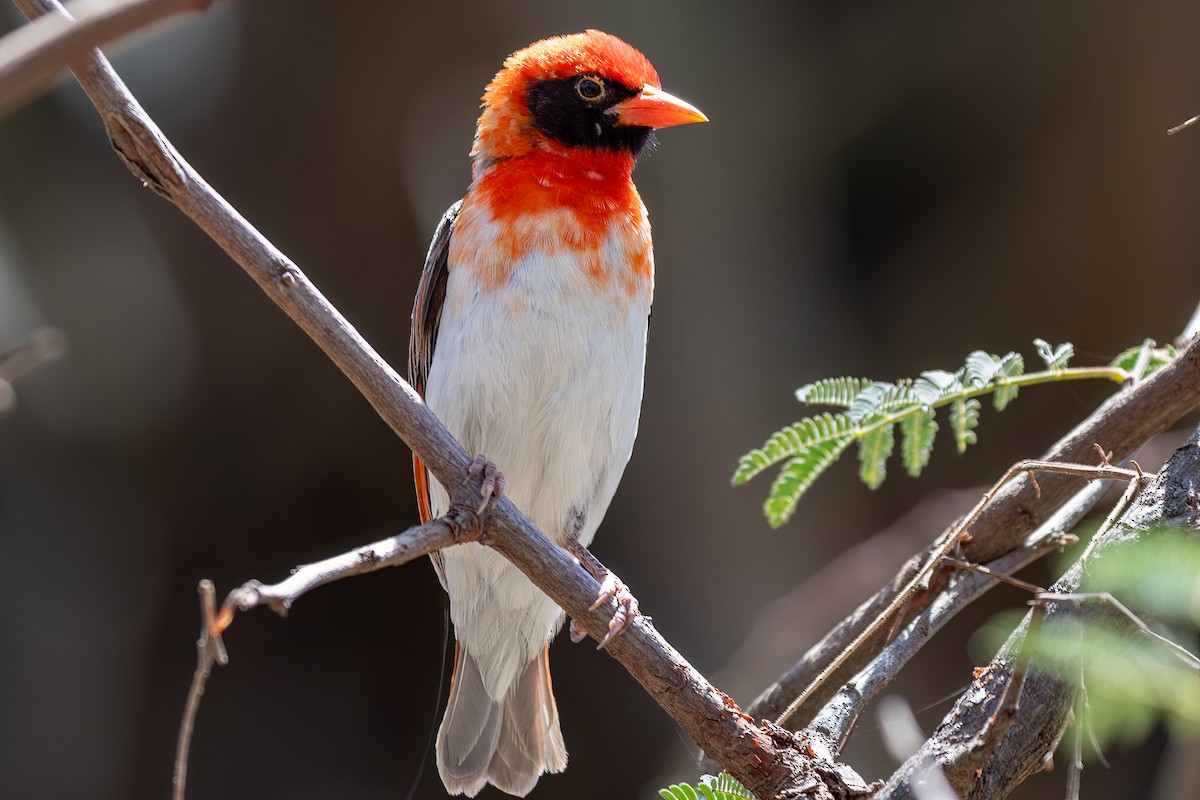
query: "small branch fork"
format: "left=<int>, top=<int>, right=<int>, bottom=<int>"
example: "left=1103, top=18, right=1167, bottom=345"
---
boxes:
left=173, top=473, right=498, bottom=800
left=874, top=429, right=1200, bottom=800
left=215, top=498, right=488, bottom=629
left=776, top=452, right=1149, bottom=727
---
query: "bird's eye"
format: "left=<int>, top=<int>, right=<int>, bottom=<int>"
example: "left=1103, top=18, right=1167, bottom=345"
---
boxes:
left=575, top=76, right=605, bottom=102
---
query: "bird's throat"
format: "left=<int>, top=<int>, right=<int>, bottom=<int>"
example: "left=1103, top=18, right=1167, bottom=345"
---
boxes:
left=471, top=147, right=640, bottom=227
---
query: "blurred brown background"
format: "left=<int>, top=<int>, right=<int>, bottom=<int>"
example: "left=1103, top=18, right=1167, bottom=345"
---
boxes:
left=1, top=1, right=1198, bottom=799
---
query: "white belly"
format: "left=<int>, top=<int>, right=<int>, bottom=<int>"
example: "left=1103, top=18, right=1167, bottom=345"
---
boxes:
left=424, top=232, right=651, bottom=699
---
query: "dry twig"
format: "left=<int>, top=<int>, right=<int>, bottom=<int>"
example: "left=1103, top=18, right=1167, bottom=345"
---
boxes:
left=805, top=527, right=1078, bottom=752
left=875, top=425, right=1200, bottom=800
left=0, top=0, right=212, bottom=118
left=172, top=580, right=225, bottom=800
left=775, top=458, right=1145, bottom=727
left=1167, top=113, right=1200, bottom=135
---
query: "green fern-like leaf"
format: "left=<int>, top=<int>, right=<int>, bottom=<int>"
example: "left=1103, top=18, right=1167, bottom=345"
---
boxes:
left=963, top=350, right=1003, bottom=388
left=766, top=436, right=854, bottom=526
left=795, top=376, right=871, bottom=407
left=1033, top=338, right=1074, bottom=372
left=899, top=407, right=938, bottom=477
left=857, top=421, right=895, bottom=489
left=848, top=381, right=920, bottom=423
left=737, top=339, right=1130, bottom=525
left=992, top=352, right=1025, bottom=410
left=660, top=774, right=756, bottom=800
left=949, top=397, right=981, bottom=453
left=732, top=413, right=854, bottom=485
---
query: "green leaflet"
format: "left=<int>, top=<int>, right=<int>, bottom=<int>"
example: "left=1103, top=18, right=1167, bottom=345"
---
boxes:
left=660, top=784, right=699, bottom=800
left=964, top=350, right=1003, bottom=388
left=660, top=773, right=755, bottom=800
left=766, top=437, right=854, bottom=527
left=949, top=397, right=981, bottom=453
left=900, top=407, right=938, bottom=477
left=913, top=369, right=960, bottom=403
left=795, top=376, right=871, bottom=407
left=848, top=381, right=919, bottom=423
left=857, top=421, right=895, bottom=489
left=992, top=352, right=1024, bottom=411
left=732, top=412, right=854, bottom=485
left=1034, top=338, right=1074, bottom=372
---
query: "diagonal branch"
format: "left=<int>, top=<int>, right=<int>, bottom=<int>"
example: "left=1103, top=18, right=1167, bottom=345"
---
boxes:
left=0, top=0, right=212, bottom=119
left=748, top=342, right=1200, bottom=728
left=804, top=528, right=1078, bottom=754
left=875, top=424, right=1200, bottom=800
left=766, top=456, right=1160, bottom=728
left=10, top=1, right=818, bottom=797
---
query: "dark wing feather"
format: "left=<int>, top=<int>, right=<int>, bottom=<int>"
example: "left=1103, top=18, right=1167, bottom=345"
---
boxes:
left=409, top=200, right=462, bottom=526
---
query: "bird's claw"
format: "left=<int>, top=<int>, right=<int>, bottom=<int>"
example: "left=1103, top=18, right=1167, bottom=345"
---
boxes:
left=594, top=573, right=638, bottom=649
left=467, top=455, right=505, bottom=514
left=563, top=538, right=639, bottom=648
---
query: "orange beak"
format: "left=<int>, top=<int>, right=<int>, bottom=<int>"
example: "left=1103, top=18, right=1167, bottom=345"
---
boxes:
left=612, top=84, right=708, bottom=129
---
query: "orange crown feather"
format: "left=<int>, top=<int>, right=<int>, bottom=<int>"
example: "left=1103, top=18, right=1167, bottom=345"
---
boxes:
left=472, top=30, right=661, bottom=165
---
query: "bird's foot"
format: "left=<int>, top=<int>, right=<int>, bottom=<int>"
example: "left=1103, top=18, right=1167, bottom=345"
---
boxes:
left=564, top=539, right=639, bottom=649
left=443, top=456, right=505, bottom=539
left=467, top=455, right=505, bottom=514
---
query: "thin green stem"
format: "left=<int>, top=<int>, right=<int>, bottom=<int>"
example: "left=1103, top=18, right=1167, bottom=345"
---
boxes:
left=960, top=366, right=1129, bottom=398
left=849, top=366, right=1130, bottom=443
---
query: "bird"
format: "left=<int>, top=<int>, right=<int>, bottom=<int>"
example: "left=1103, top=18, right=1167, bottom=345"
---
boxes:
left=408, top=30, right=706, bottom=797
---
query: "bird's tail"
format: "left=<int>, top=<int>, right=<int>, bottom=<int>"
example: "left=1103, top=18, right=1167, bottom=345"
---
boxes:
left=436, top=642, right=567, bottom=797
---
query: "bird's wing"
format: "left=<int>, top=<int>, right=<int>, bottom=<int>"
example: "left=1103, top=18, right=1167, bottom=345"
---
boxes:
left=409, top=200, right=462, bottom=530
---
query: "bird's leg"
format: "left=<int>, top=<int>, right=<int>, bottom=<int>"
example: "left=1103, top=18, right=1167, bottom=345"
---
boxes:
left=442, top=456, right=505, bottom=538
left=467, top=454, right=505, bottom=513
left=564, top=539, right=639, bottom=649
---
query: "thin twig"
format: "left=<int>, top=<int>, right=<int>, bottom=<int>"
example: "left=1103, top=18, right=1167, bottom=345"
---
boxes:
left=172, top=493, right=490, bottom=800
left=776, top=456, right=1142, bottom=726
left=984, top=603, right=1043, bottom=759
left=213, top=492, right=489, bottom=632
left=1070, top=662, right=1089, bottom=800
left=0, top=0, right=213, bottom=119
left=941, top=557, right=1047, bottom=594
left=1077, top=470, right=1149, bottom=563
left=1036, top=592, right=1200, bottom=670
left=172, top=580, right=226, bottom=800
left=1167, top=112, right=1200, bottom=135
left=805, top=530, right=1076, bottom=752
left=1079, top=679, right=1110, bottom=769
left=875, top=426, right=1200, bottom=800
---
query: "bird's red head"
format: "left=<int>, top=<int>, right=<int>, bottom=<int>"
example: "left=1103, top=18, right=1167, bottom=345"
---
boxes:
left=472, top=30, right=707, bottom=170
